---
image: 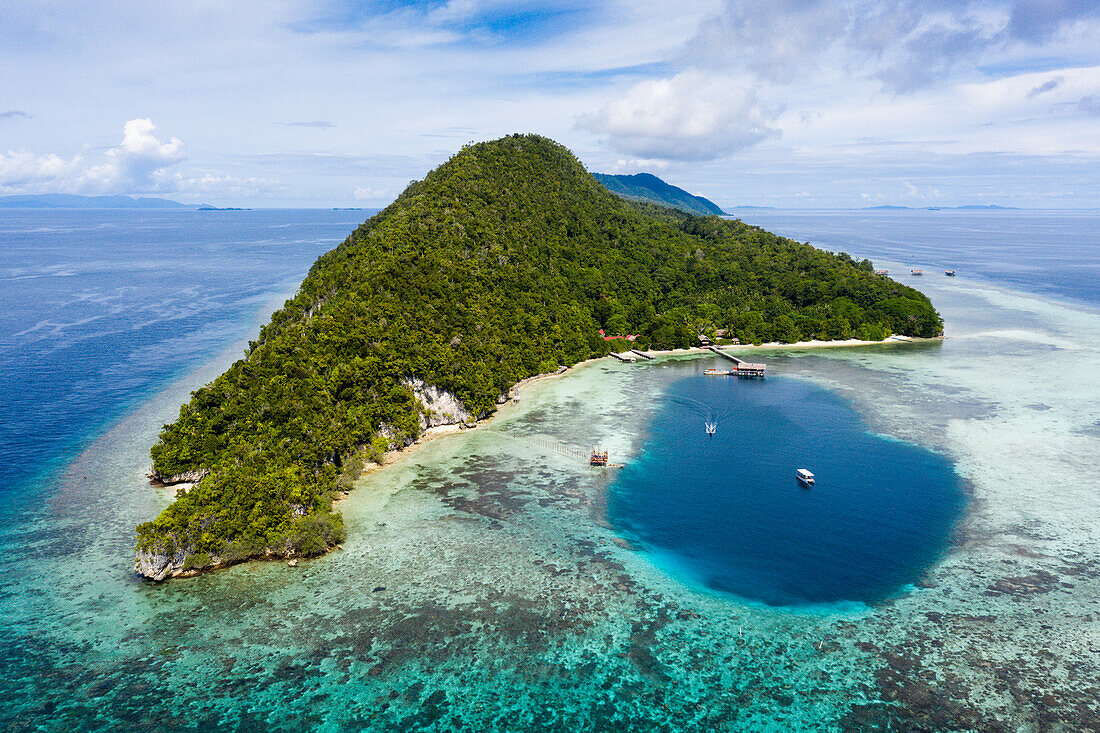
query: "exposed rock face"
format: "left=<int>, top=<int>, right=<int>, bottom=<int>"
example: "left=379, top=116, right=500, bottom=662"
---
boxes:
left=134, top=547, right=189, bottom=582
left=401, top=377, right=474, bottom=430
left=148, top=468, right=209, bottom=486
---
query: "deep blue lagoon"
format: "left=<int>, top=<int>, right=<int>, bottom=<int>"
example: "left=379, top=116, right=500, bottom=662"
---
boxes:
left=608, top=371, right=966, bottom=607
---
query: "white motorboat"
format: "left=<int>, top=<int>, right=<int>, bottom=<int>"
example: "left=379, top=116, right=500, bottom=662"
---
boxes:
left=796, top=469, right=815, bottom=486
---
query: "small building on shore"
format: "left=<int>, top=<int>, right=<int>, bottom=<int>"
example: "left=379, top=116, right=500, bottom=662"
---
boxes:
left=598, top=329, right=638, bottom=342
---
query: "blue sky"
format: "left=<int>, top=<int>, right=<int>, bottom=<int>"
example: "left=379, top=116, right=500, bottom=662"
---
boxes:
left=1, top=0, right=1098, bottom=208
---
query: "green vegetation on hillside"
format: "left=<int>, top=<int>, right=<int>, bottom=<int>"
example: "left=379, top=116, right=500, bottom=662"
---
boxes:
left=136, top=134, right=941, bottom=574
left=593, top=172, right=725, bottom=216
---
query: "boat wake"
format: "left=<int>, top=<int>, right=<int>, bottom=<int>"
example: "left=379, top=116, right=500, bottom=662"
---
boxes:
left=667, top=394, right=737, bottom=434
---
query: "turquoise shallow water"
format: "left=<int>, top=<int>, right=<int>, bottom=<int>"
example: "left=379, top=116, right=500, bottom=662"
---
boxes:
left=1, top=210, right=1099, bottom=730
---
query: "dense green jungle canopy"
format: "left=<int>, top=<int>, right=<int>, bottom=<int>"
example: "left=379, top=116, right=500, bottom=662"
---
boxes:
left=136, top=134, right=942, bottom=570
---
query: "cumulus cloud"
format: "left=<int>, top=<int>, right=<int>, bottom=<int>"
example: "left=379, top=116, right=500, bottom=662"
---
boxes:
left=0, top=118, right=277, bottom=199
left=96, top=118, right=184, bottom=190
left=0, top=118, right=185, bottom=194
left=0, top=150, right=85, bottom=190
left=578, top=71, right=780, bottom=161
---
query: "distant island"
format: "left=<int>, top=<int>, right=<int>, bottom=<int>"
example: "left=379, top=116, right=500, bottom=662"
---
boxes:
left=864, top=204, right=1020, bottom=211
left=135, top=134, right=942, bottom=581
left=593, top=172, right=725, bottom=216
left=0, top=194, right=205, bottom=209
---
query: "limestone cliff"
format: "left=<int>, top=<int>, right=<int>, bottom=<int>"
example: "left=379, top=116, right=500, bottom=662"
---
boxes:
left=402, top=377, right=476, bottom=429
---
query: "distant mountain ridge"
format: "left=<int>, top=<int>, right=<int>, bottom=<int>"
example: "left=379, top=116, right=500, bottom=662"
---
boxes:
left=592, top=172, right=725, bottom=216
left=0, top=194, right=201, bottom=209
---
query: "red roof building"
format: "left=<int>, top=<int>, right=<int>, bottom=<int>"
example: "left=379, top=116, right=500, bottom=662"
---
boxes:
left=598, top=329, right=639, bottom=341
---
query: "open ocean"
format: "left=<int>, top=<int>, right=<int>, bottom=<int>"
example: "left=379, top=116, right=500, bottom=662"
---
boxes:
left=0, top=207, right=1098, bottom=730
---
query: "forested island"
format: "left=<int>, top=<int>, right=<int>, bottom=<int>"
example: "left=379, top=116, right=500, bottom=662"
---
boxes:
left=592, top=172, right=725, bottom=216
left=135, top=134, right=941, bottom=580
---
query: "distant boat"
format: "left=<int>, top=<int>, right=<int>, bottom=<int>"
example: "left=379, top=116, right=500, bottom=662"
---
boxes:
left=945, top=269, right=956, bottom=276
left=796, top=469, right=815, bottom=486
left=705, top=422, right=716, bottom=435
left=911, top=269, right=924, bottom=276
left=704, top=368, right=734, bottom=376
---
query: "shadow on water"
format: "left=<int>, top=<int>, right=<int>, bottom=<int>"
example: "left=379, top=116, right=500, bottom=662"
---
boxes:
left=607, top=373, right=967, bottom=608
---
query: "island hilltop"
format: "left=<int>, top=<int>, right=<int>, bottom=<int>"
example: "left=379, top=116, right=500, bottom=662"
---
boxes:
left=135, top=134, right=941, bottom=580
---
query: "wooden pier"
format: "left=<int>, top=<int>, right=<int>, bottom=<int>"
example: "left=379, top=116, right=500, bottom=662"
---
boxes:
left=706, top=346, right=766, bottom=378
left=630, top=349, right=655, bottom=360
left=608, top=351, right=637, bottom=363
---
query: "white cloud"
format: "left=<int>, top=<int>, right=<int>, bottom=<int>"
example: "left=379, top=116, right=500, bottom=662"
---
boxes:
left=2, top=2, right=1098, bottom=207
left=86, top=118, right=184, bottom=192
left=0, top=149, right=84, bottom=190
left=0, top=118, right=282, bottom=201
left=578, top=71, right=780, bottom=161
left=0, top=118, right=186, bottom=195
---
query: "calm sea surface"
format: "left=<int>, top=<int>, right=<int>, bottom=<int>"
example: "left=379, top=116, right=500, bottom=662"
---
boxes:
left=0, top=209, right=366, bottom=504
left=0, top=208, right=1097, bottom=729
